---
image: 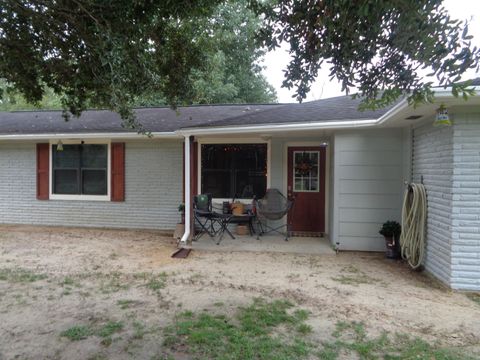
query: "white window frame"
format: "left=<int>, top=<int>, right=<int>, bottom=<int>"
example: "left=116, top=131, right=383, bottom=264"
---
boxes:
left=49, top=139, right=111, bottom=201
left=197, top=137, right=271, bottom=203
left=292, top=150, right=320, bottom=193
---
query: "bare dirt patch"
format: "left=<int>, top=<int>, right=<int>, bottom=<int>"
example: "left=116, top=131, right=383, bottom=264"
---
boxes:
left=0, top=225, right=479, bottom=359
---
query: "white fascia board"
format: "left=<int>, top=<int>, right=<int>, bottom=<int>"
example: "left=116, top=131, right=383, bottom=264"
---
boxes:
left=376, top=99, right=409, bottom=125
left=177, top=118, right=379, bottom=136
left=0, top=132, right=180, bottom=140
left=433, top=85, right=480, bottom=96
left=376, top=86, right=480, bottom=125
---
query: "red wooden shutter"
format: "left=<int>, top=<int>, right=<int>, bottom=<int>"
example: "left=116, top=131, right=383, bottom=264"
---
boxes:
left=111, top=143, right=125, bottom=201
left=36, top=143, right=50, bottom=200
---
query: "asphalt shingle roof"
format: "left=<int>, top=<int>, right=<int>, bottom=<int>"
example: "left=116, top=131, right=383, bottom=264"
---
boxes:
left=0, top=104, right=279, bottom=135
left=0, top=96, right=393, bottom=135
left=180, top=77, right=480, bottom=129
left=182, top=95, right=398, bottom=129
left=1, top=77, right=478, bottom=135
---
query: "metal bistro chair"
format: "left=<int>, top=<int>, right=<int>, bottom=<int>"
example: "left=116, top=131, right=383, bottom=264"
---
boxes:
left=193, top=194, right=234, bottom=244
left=255, top=189, right=294, bottom=241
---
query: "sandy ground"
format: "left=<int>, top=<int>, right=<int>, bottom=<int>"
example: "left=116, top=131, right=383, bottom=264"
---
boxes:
left=0, top=225, right=479, bottom=359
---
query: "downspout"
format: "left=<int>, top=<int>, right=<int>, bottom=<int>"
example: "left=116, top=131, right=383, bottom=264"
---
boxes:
left=180, top=134, right=191, bottom=245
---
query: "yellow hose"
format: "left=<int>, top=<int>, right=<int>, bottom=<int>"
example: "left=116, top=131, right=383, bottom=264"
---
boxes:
left=400, top=183, right=427, bottom=269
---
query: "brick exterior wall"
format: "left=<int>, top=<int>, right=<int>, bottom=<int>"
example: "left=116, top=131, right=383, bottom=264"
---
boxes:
left=413, top=113, right=480, bottom=291
left=451, top=114, right=480, bottom=290
left=412, top=121, right=454, bottom=285
left=0, top=140, right=183, bottom=230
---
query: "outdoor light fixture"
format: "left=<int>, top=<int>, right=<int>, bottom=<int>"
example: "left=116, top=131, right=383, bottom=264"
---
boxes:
left=56, top=140, right=64, bottom=151
left=434, top=104, right=451, bottom=126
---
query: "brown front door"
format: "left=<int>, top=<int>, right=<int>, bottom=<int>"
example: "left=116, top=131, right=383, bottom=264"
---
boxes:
left=287, top=146, right=326, bottom=235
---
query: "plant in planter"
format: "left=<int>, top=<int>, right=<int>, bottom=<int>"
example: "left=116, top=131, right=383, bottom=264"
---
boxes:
left=178, top=203, right=185, bottom=224
left=173, top=203, right=185, bottom=240
left=379, top=221, right=401, bottom=259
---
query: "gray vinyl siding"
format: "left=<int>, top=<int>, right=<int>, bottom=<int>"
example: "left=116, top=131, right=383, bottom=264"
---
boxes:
left=269, top=139, right=284, bottom=191
left=332, top=129, right=406, bottom=251
left=0, top=140, right=183, bottom=230
left=412, top=120, right=454, bottom=285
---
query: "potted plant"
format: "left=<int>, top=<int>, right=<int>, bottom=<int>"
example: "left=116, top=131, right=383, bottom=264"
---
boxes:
left=173, top=203, right=185, bottom=240
left=379, top=221, right=401, bottom=259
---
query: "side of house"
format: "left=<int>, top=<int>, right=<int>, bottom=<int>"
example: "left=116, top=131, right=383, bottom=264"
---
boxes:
left=331, top=128, right=408, bottom=251
left=0, top=91, right=478, bottom=291
left=412, top=109, right=480, bottom=291
left=0, top=140, right=183, bottom=230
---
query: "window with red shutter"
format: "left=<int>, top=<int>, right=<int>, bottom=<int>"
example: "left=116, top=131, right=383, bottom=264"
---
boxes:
left=45, top=141, right=123, bottom=201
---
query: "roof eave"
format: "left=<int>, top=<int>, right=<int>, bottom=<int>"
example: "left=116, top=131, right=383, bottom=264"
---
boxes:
left=1, top=86, right=477, bottom=139
left=0, top=131, right=180, bottom=140
left=177, top=118, right=380, bottom=136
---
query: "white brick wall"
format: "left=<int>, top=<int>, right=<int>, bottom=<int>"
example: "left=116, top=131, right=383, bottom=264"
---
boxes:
left=451, top=114, right=480, bottom=290
left=412, top=121, right=454, bottom=285
left=413, top=113, right=480, bottom=291
left=0, top=140, right=183, bottom=230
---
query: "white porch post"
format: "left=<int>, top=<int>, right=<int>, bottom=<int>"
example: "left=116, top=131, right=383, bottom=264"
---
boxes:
left=180, top=135, right=191, bottom=245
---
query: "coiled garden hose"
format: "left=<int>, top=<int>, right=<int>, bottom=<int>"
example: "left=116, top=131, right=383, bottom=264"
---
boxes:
left=400, top=183, right=427, bottom=269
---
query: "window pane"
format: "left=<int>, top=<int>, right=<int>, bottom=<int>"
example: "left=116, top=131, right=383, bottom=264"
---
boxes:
left=293, top=151, right=320, bottom=192
left=201, top=144, right=267, bottom=199
left=82, top=145, right=108, bottom=168
left=53, top=145, right=81, bottom=168
left=52, top=144, right=108, bottom=196
left=54, top=169, right=79, bottom=194
left=82, top=169, right=107, bottom=195
left=202, top=170, right=231, bottom=198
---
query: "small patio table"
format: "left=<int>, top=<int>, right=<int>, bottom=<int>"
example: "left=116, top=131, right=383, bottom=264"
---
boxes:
left=214, top=212, right=235, bottom=243
left=228, top=213, right=256, bottom=236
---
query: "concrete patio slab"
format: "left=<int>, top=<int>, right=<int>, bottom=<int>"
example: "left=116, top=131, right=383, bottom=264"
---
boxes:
left=191, top=234, right=335, bottom=255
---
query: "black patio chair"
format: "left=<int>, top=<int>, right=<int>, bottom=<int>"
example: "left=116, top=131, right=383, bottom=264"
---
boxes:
left=193, top=194, right=234, bottom=244
left=255, top=188, right=294, bottom=241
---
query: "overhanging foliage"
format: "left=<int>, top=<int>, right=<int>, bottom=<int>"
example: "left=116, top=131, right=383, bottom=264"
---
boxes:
left=256, top=0, right=480, bottom=108
left=1, top=0, right=479, bottom=128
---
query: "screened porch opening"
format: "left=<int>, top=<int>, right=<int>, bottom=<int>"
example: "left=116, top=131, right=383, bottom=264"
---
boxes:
left=200, top=143, right=267, bottom=199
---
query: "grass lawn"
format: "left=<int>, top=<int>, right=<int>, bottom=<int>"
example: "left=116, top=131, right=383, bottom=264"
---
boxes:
left=0, top=225, right=479, bottom=359
left=163, top=298, right=472, bottom=359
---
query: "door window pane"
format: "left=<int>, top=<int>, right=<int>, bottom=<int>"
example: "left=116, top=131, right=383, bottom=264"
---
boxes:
left=293, top=151, right=320, bottom=192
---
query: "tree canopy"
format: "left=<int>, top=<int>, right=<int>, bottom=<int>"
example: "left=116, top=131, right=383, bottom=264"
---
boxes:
left=191, top=0, right=276, bottom=104
left=258, top=0, right=479, bottom=108
left=0, top=0, right=276, bottom=116
left=0, top=0, right=479, bottom=127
